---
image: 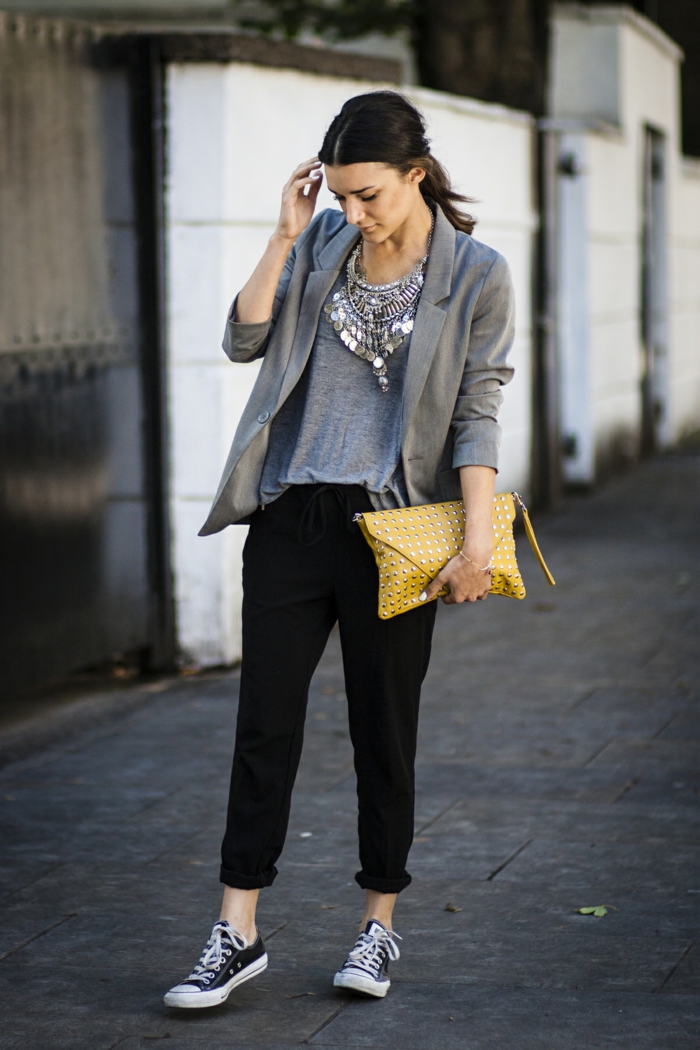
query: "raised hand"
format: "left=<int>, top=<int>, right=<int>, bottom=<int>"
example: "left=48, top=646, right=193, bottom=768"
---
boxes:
left=234, top=158, right=323, bottom=324
left=276, top=158, right=324, bottom=243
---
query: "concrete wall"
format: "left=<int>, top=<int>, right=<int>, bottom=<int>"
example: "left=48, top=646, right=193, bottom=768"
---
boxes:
left=669, top=159, right=700, bottom=441
left=165, top=63, right=535, bottom=665
left=552, top=4, right=700, bottom=481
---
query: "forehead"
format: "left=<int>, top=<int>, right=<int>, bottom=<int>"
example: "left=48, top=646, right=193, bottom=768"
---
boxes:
left=324, top=161, right=395, bottom=192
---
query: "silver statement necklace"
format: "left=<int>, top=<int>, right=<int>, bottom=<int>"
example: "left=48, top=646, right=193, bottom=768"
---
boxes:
left=323, top=213, right=435, bottom=393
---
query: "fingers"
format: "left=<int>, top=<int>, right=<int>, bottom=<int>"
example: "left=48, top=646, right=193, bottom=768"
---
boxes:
left=420, top=576, right=490, bottom=605
left=284, top=158, right=321, bottom=189
left=283, top=172, right=323, bottom=205
left=305, top=169, right=324, bottom=202
left=278, top=163, right=322, bottom=240
left=458, top=587, right=490, bottom=603
left=292, top=173, right=322, bottom=194
left=296, top=156, right=320, bottom=172
left=419, top=570, right=447, bottom=604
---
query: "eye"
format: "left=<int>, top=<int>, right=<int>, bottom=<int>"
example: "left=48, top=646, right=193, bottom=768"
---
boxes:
left=332, top=194, right=344, bottom=202
left=360, top=194, right=377, bottom=202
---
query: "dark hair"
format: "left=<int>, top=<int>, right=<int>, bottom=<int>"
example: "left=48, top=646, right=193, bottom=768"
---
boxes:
left=319, top=91, right=476, bottom=236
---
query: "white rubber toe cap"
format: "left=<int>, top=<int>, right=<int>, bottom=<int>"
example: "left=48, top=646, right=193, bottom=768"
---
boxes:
left=333, top=969, right=390, bottom=998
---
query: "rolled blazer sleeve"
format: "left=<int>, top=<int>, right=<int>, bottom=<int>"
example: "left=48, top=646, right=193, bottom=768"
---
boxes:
left=222, top=241, right=298, bottom=363
left=451, top=254, right=515, bottom=471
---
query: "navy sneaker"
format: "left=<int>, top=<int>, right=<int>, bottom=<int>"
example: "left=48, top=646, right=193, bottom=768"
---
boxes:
left=333, top=919, right=401, bottom=998
left=164, top=920, right=267, bottom=1009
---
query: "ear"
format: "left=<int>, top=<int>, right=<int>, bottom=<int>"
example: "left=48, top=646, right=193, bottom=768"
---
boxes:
left=407, top=166, right=427, bottom=185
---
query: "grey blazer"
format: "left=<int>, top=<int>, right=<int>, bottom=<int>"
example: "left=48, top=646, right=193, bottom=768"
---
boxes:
left=199, top=203, right=515, bottom=535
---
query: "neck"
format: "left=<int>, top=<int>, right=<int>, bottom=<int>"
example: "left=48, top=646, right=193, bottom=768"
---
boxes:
left=360, top=197, right=434, bottom=283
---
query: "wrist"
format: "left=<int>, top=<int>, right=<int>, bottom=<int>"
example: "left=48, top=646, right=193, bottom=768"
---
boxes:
left=270, top=230, right=296, bottom=250
left=459, top=550, right=492, bottom=572
left=461, top=542, right=492, bottom=563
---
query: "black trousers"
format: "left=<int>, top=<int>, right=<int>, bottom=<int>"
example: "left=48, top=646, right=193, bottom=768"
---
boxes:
left=220, top=484, right=437, bottom=895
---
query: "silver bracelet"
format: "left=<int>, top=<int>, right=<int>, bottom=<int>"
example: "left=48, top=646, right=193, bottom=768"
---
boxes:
left=459, top=550, right=492, bottom=573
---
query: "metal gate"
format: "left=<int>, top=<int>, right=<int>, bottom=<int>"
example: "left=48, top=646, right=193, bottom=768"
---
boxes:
left=0, top=16, right=173, bottom=698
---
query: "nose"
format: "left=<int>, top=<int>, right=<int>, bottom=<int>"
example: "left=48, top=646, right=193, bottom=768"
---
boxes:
left=345, top=200, right=365, bottom=226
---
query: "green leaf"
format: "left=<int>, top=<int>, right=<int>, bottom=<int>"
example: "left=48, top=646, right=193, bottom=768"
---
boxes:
left=593, top=906, right=608, bottom=916
left=576, top=907, right=597, bottom=914
left=576, top=904, right=619, bottom=916
left=238, top=0, right=415, bottom=43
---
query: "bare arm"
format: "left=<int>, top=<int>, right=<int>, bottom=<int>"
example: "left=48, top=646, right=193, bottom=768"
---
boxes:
left=235, top=157, right=323, bottom=323
left=420, top=465, right=496, bottom=604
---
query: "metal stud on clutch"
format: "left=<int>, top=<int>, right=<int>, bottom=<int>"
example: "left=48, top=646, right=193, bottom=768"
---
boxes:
left=324, top=214, right=434, bottom=393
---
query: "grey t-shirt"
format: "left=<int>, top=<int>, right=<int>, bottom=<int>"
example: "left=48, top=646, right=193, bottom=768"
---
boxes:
left=259, top=272, right=411, bottom=510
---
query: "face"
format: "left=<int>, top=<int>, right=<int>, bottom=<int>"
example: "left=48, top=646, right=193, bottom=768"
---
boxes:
left=324, top=161, right=426, bottom=242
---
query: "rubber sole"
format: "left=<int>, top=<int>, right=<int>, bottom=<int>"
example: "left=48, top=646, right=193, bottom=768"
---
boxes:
left=164, top=952, right=269, bottom=1009
left=333, top=970, right=390, bottom=998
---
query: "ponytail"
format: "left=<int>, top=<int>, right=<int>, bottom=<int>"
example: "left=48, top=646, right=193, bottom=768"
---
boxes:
left=409, top=155, right=476, bottom=236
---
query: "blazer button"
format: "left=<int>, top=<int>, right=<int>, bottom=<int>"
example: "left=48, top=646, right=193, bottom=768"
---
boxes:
left=257, top=411, right=270, bottom=424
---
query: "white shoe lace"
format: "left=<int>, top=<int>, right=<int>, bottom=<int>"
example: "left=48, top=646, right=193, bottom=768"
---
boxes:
left=186, top=923, right=248, bottom=985
left=343, top=925, right=401, bottom=979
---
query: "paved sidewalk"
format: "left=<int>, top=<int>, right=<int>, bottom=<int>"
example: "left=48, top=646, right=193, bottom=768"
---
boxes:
left=1, top=453, right=699, bottom=1049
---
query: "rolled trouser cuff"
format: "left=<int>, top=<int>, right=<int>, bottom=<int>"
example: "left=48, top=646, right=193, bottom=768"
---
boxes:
left=220, top=864, right=278, bottom=889
left=355, top=870, right=412, bottom=894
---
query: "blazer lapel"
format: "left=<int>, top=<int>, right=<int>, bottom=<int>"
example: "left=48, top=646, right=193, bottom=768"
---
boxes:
left=317, top=220, right=361, bottom=270
left=401, top=206, right=456, bottom=438
left=276, top=221, right=361, bottom=405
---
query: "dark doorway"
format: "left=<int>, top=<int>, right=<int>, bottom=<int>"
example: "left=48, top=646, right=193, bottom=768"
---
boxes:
left=0, top=18, right=173, bottom=699
left=640, top=126, right=668, bottom=457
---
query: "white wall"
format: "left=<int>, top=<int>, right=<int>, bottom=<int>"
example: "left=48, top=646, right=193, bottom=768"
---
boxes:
left=556, top=132, right=593, bottom=483
left=668, top=163, right=700, bottom=440
left=552, top=4, right=700, bottom=478
left=165, top=63, right=535, bottom=665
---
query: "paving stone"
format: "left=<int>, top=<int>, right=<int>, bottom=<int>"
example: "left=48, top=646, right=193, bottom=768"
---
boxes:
left=661, top=939, right=700, bottom=995
left=488, top=836, right=700, bottom=894
left=398, top=876, right=700, bottom=941
left=1, top=963, right=345, bottom=1049
left=413, top=760, right=635, bottom=804
left=410, top=794, right=700, bottom=845
left=310, top=986, right=700, bottom=1048
left=0, top=451, right=699, bottom=1048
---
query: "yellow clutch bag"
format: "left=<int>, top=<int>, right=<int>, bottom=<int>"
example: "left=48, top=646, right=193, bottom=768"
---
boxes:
left=354, top=492, right=555, bottom=620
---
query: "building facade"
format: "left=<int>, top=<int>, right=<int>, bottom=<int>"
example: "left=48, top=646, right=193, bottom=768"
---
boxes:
left=0, top=4, right=699, bottom=687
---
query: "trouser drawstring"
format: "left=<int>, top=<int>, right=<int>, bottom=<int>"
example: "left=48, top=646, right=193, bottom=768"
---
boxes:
left=297, top=485, right=358, bottom=546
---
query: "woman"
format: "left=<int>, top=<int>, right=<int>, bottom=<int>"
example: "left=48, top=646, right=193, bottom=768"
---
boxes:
left=165, top=91, right=514, bottom=1008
